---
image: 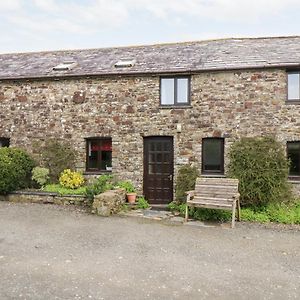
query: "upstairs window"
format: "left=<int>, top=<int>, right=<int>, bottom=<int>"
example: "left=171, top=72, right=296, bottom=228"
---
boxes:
left=86, top=138, right=112, bottom=172
left=202, top=138, right=224, bottom=174
left=160, top=77, right=190, bottom=106
left=287, top=72, right=300, bottom=101
left=0, top=137, right=10, bottom=147
left=287, top=141, right=300, bottom=176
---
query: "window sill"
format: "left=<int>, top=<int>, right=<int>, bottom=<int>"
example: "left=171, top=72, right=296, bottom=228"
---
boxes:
left=285, top=100, right=300, bottom=104
left=159, top=105, right=192, bottom=109
left=201, top=173, right=226, bottom=178
left=288, top=176, right=300, bottom=183
left=84, top=171, right=112, bottom=175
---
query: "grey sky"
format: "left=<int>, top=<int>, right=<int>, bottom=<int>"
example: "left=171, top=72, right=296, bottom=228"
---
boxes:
left=0, top=0, right=299, bottom=53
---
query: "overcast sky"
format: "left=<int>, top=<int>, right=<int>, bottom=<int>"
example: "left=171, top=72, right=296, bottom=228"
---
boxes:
left=0, top=0, right=299, bottom=54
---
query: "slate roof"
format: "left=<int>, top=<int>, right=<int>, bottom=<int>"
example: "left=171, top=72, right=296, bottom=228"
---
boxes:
left=0, top=36, right=300, bottom=80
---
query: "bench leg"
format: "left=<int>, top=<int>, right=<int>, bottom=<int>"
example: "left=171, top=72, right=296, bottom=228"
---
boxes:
left=185, top=204, right=189, bottom=222
left=231, top=201, right=236, bottom=228
left=237, top=198, right=241, bottom=222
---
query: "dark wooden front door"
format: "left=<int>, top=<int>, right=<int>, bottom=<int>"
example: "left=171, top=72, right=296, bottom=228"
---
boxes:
left=143, top=136, right=174, bottom=204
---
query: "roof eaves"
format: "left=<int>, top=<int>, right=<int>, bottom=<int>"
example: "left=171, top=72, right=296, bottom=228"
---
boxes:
left=1, top=63, right=300, bottom=81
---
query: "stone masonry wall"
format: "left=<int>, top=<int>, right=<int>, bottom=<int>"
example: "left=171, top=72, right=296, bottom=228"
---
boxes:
left=0, top=69, right=299, bottom=195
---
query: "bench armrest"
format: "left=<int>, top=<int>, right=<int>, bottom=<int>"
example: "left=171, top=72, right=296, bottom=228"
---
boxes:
left=232, top=193, right=240, bottom=199
left=186, top=190, right=195, bottom=201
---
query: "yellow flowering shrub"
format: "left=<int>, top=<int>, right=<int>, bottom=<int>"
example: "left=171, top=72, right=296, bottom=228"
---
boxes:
left=59, top=169, right=85, bottom=189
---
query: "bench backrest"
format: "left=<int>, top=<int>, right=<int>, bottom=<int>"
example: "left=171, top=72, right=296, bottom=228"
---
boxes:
left=194, top=177, right=239, bottom=204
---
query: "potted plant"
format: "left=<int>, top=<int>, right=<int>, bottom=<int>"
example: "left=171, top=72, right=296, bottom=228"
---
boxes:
left=117, top=181, right=137, bottom=203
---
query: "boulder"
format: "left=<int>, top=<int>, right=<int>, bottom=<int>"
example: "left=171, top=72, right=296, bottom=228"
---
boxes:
left=92, top=189, right=126, bottom=216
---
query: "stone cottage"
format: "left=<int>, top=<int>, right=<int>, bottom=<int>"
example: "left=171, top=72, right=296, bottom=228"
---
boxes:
left=1, top=36, right=300, bottom=204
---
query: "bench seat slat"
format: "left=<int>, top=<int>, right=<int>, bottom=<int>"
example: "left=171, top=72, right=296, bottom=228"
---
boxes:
left=192, top=196, right=235, bottom=203
left=188, top=199, right=234, bottom=207
left=194, top=192, right=238, bottom=198
left=187, top=202, right=233, bottom=210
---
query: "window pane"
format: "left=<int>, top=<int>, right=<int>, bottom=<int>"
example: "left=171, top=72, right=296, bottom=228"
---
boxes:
left=288, top=73, right=300, bottom=100
left=177, top=78, right=189, bottom=103
left=102, top=150, right=112, bottom=169
left=287, top=142, right=300, bottom=176
left=161, top=78, right=174, bottom=105
left=88, top=140, right=99, bottom=169
left=202, top=139, right=224, bottom=173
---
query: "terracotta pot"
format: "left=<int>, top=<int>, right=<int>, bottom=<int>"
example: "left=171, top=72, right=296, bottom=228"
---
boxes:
left=127, top=193, right=137, bottom=203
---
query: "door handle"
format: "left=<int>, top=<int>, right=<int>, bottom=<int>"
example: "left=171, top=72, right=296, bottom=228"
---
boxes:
left=168, top=174, right=173, bottom=180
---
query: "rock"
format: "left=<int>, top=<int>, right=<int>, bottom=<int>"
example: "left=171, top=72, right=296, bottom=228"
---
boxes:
left=92, top=189, right=126, bottom=217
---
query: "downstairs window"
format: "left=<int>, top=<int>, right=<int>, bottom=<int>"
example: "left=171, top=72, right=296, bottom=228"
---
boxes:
left=0, top=137, right=10, bottom=147
left=287, top=141, right=300, bottom=177
left=202, top=138, right=224, bottom=174
left=86, top=138, right=112, bottom=172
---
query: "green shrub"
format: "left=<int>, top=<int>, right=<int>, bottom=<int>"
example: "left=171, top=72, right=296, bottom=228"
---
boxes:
left=228, top=137, right=292, bottom=207
left=169, top=199, right=300, bottom=225
left=43, top=184, right=86, bottom=196
left=40, top=140, right=76, bottom=182
left=175, top=165, right=199, bottom=201
left=0, top=147, right=35, bottom=194
left=32, top=167, right=50, bottom=187
left=116, top=180, right=136, bottom=193
left=136, top=196, right=150, bottom=209
left=168, top=201, right=231, bottom=222
left=59, top=169, right=84, bottom=189
left=85, top=175, right=114, bottom=200
left=192, top=208, right=231, bottom=222
left=168, top=201, right=187, bottom=215
left=241, top=201, right=300, bottom=224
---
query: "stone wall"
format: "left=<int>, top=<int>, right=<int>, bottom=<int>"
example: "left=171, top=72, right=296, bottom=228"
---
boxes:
left=0, top=191, right=89, bottom=206
left=1, top=69, right=300, bottom=194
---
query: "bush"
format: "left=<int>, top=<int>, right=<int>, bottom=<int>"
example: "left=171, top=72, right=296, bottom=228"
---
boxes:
left=241, top=201, right=300, bottom=224
left=59, top=169, right=84, bottom=189
left=116, top=180, right=136, bottom=193
left=136, top=196, right=150, bottom=209
left=40, top=140, right=76, bottom=182
left=168, top=200, right=300, bottom=224
left=228, top=137, right=292, bottom=207
left=175, top=165, right=199, bottom=201
left=85, top=175, right=114, bottom=200
left=32, top=167, right=50, bottom=187
left=0, top=147, right=35, bottom=194
left=168, top=201, right=231, bottom=222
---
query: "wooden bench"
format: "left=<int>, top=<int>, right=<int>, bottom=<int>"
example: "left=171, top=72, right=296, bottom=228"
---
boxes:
left=185, top=177, right=241, bottom=228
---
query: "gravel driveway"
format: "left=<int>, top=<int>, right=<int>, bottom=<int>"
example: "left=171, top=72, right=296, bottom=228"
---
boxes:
left=0, top=202, right=299, bottom=300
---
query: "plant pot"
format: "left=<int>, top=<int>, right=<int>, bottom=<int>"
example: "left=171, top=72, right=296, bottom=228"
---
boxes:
left=127, top=193, right=137, bottom=203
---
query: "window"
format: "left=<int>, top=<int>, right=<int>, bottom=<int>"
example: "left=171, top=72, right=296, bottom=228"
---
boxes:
left=114, top=59, right=136, bottom=68
left=202, top=138, right=224, bottom=174
left=0, top=137, right=9, bottom=147
left=53, top=61, right=77, bottom=71
left=160, top=77, right=190, bottom=106
left=86, top=138, right=112, bottom=172
left=287, top=72, right=300, bottom=101
left=287, top=141, right=300, bottom=176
